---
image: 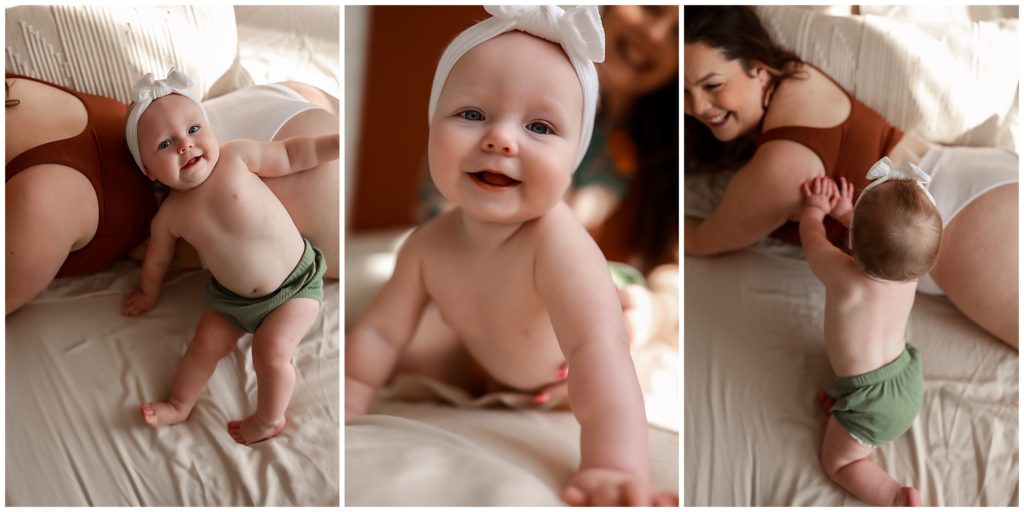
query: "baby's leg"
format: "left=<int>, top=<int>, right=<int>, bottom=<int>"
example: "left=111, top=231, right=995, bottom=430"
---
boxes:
left=142, top=309, right=243, bottom=426
left=820, top=416, right=922, bottom=506
left=227, top=298, right=319, bottom=445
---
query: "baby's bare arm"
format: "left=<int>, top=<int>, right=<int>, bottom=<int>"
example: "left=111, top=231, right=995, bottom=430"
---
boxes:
left=799, top=177, right=851, bottom=285
left=123, top=209, right=178, bottom=315
left=235, top=133, right=340, bottom=178
left=534, top=215, right=651, bottom=498
left=346, top=230, right=430, bottom=418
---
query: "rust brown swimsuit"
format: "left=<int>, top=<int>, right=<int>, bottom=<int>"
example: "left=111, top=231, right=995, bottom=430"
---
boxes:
left=6, top=74, right=157, bottom=277
left=759, top=76, right=904, bottom=247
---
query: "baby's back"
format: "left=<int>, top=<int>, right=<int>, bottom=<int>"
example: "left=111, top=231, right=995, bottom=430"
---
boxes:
left=823, top=272, right=918, bottom=378
left=162, top=148, right=304, bottom=298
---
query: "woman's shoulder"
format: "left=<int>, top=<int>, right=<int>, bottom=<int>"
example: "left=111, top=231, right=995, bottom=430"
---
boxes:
left=763, top=63, right=851, bottom=132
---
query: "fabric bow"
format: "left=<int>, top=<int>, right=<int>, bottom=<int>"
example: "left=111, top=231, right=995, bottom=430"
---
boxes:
left=861, top=156, right=936, bottom=205
left=485, top=5, right=605, bottom=63
left=130, top=68, right=195, bottom=104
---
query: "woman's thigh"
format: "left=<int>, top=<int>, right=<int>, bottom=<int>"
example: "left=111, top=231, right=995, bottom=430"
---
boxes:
left=264, top=106, right=339, bottom=279
left=5, top=164, right=98, bottom=314
left=931, top=184, right=1018, bottom=348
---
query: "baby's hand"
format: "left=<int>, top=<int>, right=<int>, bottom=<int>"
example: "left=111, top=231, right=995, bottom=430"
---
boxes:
left=830, top=176, right=854, bottom=220
left=122, top=288, right=158, bottom=316
left=562, top=468, right=678, bottom=507
left=801, top=176, right=837, bottom=215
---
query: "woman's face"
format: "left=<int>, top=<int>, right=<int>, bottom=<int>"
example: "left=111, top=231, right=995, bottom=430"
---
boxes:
left=599, top=5, right=679, bottom=102
left=683, top=42, right=769, bottom=142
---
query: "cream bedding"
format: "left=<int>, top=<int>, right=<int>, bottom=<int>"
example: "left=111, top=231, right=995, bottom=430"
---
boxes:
left=344, top=230, right=679, bottom=506
left=683, top=247, right=1018, bottom=506
left=5, top=265, right=340, bottom=506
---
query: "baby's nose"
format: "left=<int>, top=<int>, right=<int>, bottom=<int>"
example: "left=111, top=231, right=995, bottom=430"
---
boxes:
left=179, top=143, right=193, bottom=154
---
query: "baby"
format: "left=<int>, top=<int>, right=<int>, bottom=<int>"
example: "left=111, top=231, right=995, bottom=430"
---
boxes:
left=799, top=157, right=941, bottom=506
left=122, top=69, right=338, bottom=445
left=346, top=6, right=675, bottom=507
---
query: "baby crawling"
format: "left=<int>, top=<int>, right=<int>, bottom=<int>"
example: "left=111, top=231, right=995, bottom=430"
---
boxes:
left=346, top=6, right=675, bottom=507
left=800, top=158, right=941, bottom=506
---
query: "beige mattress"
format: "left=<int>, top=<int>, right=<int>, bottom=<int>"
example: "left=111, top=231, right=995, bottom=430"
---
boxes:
left=344, top=230, right=679, bottom=506
left=5, top=264, right=340, bottom=506
left=683, top=247, right=1019, bottom=506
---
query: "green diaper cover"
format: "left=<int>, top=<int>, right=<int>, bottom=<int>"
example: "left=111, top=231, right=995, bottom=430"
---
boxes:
left=207, top=239, right=326, bottom=333
left=827, top=344, right=923, bottom=446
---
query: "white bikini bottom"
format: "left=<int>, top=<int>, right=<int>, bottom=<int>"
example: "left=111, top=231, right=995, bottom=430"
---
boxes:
left=202, top=83, right=321, bottom=142
left=916, top=146, right=1019, bottom=295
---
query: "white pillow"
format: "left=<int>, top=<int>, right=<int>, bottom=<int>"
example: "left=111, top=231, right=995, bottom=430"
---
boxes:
left=5, top=5, right=238, bottom=103
left=755, top=6, right=1019, bottom=150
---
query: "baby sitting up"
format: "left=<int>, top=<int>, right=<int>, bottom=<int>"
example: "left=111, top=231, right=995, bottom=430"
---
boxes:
left=122, top=69, right=338, bottom=445
left=800, top=157, right=941, bottom=506
left=346, top=5, right=676, bottom=507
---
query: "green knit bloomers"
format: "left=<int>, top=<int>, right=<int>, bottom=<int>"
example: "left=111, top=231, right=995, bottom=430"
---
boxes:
left=827, top=344, right=923, bottom=446
left=207, top=239, right=326, bottom=333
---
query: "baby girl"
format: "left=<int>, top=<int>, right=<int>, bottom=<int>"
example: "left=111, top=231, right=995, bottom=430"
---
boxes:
left=800, top=157, right=940, bottom=506
left=346, top=6, right=675, bottom=507
left=122, top=69, right=338, bottom=445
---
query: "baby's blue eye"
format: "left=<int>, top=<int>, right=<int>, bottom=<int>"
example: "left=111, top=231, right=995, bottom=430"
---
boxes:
left=459, top=110, right=484, bottom=121
left=188, top=125, right=200, bottom=134
left=527, top=122, right=552, bottom=135
left=158, top=140, right=171, bottom=150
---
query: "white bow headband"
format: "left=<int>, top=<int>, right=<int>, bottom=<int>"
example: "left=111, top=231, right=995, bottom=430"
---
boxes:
left=858, top=156, right=937, bottom=206
left=427, top=5, right=605, bottom=171
left=125, top=68, right=207, bottom=174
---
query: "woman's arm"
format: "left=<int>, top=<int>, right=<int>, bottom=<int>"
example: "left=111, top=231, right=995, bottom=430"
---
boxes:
left=685, top=140, right=825, bottom=256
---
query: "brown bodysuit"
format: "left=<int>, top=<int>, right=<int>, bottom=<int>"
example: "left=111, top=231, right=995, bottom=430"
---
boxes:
left=760, top=76, right=903, bottom=247
left=6, top=74, right=157, bottom=277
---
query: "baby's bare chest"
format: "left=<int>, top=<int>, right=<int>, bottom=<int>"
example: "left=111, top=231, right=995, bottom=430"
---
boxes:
left=422, top=248, right=554, bottom=346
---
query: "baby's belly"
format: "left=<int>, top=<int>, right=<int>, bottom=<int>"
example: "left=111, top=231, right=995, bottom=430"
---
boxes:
left=445, top=311, right=567, bottom=391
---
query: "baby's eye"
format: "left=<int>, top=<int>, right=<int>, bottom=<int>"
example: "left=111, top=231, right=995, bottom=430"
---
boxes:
left=458, top=109, right=484, bottom=121
left=526, top=121, right=553, bottom=135
left=188, top=124, right=200, bottom=134
left=158, top=139, right=171, bottom=150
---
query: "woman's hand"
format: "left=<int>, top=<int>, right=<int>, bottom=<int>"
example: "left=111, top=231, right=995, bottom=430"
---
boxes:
left=561, top=467, right=678, bottom=506
left=122, top=288, right=158, bottom=316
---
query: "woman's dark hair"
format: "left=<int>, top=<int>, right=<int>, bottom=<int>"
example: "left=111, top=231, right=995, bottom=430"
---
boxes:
left=625, top=76, right=679, bottom=271
left=683, top=6, right=804, bottom=173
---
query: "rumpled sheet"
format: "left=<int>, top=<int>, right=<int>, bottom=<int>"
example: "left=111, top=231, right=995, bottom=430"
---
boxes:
left=5, top=262, right=340, bottom=506
left=683, top=248, right=1019, bottom=506
left=344, top=230, right=679, bottom=506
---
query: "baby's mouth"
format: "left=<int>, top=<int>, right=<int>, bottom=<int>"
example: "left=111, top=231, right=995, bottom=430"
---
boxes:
left=470, top=171, right=521, bottom=188
left=182, top=156, right=201, bottom=170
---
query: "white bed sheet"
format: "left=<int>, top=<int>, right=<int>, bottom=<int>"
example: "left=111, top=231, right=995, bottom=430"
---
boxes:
left=683, top=248, right=1019, bottom=506
left=5, top=264, right=340, bottom=506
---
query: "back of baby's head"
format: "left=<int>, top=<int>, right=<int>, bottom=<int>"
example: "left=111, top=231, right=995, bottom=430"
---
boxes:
left=850, top=180, right=942, bottom=281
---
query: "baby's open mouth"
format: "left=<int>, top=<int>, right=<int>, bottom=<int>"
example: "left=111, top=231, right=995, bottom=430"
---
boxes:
left=182, top=156, right=201, bottom=170
left=471, top=171, right=521, bottom=188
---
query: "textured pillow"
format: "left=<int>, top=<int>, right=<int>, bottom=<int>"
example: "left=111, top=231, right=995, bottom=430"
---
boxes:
left=755, top=5, right=1019, bottom=150
left=5, top=5, right=238, bottom=103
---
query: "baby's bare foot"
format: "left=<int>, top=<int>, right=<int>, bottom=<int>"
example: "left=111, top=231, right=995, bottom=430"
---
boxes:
left=140, top=401, right=190, bottom=427
left=227, top=415, right=287, bottom=446
left=895, top=486, right=922, bottom=506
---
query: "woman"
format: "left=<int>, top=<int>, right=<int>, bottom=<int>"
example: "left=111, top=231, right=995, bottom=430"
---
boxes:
left=683, top=6, right=1018, bottom=347
left=5, top=76, right=339, bottom=315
